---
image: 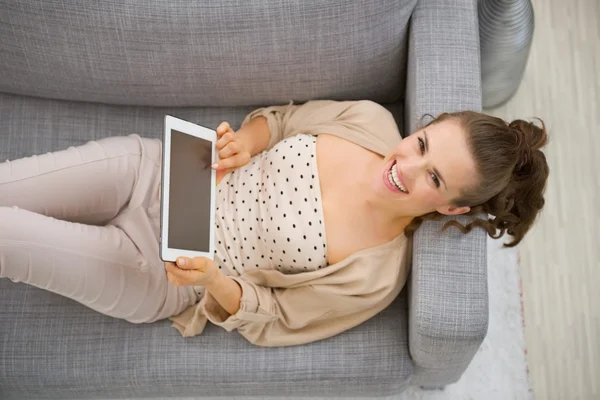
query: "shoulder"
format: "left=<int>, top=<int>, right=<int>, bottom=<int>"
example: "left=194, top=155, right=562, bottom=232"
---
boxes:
left=319, top=100, right=397, bottom=126
left=347, top=100, right=394, bottom=118
left=308, top=100, right=402, bottom=154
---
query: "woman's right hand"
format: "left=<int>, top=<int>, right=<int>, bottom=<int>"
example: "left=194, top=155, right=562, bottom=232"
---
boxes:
left=212, top=121, right=251, bottom=183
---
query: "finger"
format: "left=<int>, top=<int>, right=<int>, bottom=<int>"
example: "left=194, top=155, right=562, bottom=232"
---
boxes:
left=216, top=131, right=236, bottom=150
left=176, top=256, right=209, bottom=271
left=214, top=152, right=250, bottom=171
left=166, top=269, right=183, bottom=285
left=166, top=263, right=197, bottom=286
left=218, top=141, right=240, bottom=160
left=166, top=271, right=182, bottom=286
left=216, top=125, right=234, bottom=142
left=165, top=262, right=183, bottom=277
left=165, top=261, right=189, bottom=278
left=168, top=273, right=191, bottom=287
left=216, top=122, right=231, bottom=137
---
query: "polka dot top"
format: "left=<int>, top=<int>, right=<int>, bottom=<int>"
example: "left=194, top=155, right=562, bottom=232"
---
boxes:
left=205, top=134, right=328, bottom=290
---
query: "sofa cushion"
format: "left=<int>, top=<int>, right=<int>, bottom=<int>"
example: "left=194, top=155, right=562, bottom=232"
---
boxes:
left=0, top=0, right=417, bottom=107
left=0, top=279, right=412, bottom=399
left=0, top=93, right=403, bottom=161
left=0, top=93, right=410, bottom=399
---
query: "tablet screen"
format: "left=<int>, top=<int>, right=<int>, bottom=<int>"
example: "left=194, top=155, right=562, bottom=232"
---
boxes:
left=168, top=129, right=213, bottom=252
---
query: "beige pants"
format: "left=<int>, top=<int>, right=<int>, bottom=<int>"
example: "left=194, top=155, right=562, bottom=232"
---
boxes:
left=0, top=135, right=200, bottom=323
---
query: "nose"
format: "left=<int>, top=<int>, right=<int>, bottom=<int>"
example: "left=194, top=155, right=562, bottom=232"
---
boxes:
left=399, top=157, right=425, bottom=181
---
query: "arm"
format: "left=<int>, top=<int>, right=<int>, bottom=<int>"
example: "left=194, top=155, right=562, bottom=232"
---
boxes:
left=202, top=276, right=402, bottom=347
left=217, top=100, right=401, bottom=183
left=202, top=237, right=409, bottom=347
left=235, top=116, right=270, bottom=157
left=404, top=0, right=488, bottom=387
left=240, top=100, right=402, bottom=155
left=204, top=274, right=242, bottom=315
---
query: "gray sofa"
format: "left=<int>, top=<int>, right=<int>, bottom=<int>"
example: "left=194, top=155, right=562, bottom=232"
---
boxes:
left=0, top=0, right=488, bottom=398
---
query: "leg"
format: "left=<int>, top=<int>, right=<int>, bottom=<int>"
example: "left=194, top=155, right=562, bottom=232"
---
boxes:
left=0, top=206, right=198, bottom=323
left=0, top=135, right=160, bottom=225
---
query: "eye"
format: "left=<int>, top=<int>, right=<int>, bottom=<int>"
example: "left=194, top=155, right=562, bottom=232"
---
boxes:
left=418, top=137, right=425, bottom=154
left=418, top=136, right=441, bottom=189
left=430, top=172, right=440, bottom=188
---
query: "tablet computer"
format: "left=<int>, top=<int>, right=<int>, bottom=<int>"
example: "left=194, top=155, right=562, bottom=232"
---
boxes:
left=160, top=115, right=218, bottom=263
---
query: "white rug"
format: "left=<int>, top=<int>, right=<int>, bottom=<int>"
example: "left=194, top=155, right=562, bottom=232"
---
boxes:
left=389, top=237, right=531, bottom=400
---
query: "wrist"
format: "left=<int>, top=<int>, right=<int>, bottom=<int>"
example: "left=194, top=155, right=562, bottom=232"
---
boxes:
left=204, top=274, right=243, bottom=315
left=236, top=132, right=255, bottom=157
left=204, top=272, right=231, bottom=292
left=238, top=116, right=269, bottom=156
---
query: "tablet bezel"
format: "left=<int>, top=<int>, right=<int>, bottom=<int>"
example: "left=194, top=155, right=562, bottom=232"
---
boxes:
left=160, top=115, right=218, bottom=263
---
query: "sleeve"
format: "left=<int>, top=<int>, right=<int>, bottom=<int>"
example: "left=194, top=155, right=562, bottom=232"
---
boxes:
left=241, top=100, right=402, bottom=156
left=201, top=274, right=401, bottom=347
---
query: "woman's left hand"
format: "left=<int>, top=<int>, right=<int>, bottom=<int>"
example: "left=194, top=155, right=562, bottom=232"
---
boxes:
left=165, top=256, right=221, bottom=287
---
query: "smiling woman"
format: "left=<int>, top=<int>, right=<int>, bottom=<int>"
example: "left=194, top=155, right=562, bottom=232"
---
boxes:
left=402, top=111, right=550, bottom=247
left=0, top=100, right=549, bottom=346
left=374, top=117, right=478, bottom=220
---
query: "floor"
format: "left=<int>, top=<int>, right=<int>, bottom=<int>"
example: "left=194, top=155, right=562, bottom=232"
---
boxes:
left=486, top=0, right=600, bottom=399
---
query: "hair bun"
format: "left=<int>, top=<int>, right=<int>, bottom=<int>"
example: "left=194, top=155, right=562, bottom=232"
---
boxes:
left=509, top=119, right=548, bottom=171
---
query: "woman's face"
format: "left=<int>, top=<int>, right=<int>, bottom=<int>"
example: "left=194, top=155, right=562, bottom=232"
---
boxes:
left=372, top=118, right=479, bottom=218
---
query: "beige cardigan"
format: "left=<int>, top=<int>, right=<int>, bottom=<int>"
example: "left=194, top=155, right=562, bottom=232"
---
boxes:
left=170, top=100, right=411, bottom=347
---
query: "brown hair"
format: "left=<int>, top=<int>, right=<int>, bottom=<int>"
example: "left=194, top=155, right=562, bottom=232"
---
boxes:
left=404, top=111, right=550, bottom=247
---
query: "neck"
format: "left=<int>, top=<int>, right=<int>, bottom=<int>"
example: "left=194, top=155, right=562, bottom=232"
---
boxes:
left=364, top=198, right=413, bottom=238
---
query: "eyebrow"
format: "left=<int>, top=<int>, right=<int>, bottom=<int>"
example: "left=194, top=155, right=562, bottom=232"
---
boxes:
left=424, top=130, right=448, bottom=190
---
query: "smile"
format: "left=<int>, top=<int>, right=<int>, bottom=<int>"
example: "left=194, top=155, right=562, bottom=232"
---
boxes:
left=384, top=161, right=409, bottom=194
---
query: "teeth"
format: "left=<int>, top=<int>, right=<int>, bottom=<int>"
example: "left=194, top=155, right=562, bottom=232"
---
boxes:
left=389, top=163, right=408, bottom=193
left=388, top=172, right=397, bottom=189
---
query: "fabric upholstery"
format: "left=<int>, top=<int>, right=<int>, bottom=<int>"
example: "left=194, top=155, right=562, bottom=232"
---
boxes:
left=404, top=0, right=483, bottom=134
left=0, top=93, right=403, bottom=161
left=0, top=279, right=412, bottom=399
left=408, top=215, right=489, bottom=386
left=404, top=0, right=487, bottom=386
left=0, top=0, right=417, bottom=107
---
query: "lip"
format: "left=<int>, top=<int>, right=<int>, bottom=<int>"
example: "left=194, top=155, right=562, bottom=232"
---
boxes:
left=383, top=159, right=409, bottom=194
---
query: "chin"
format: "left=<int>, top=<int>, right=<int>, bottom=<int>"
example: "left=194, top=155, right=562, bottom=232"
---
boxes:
left=372, top=173, right=393, bottom=197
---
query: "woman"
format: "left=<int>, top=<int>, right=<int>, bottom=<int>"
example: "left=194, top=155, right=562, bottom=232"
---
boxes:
left=0, top=100, right=549, bottom=346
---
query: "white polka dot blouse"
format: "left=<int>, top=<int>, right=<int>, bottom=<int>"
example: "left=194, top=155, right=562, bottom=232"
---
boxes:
left=210, top=133, right=328, bottom=286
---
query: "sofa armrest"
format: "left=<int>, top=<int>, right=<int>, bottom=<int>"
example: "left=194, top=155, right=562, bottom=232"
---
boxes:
left=408, top=215, right=489, bottom=386
left=404, top=0, right=488, bottom=387
left=404, top=0, right=482, bottom=133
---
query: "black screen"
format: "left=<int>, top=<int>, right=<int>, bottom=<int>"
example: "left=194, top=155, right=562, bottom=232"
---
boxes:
left=168, top=129, right=212, bottom=252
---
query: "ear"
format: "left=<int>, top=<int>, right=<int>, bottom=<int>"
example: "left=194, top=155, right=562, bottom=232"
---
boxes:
left=436, top=205, right=471, bottom=216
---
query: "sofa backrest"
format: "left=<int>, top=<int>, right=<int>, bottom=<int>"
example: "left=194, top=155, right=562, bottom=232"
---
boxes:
left=0, top=0, right=418, bottom=107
